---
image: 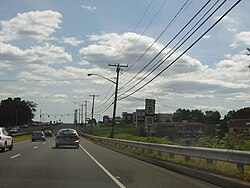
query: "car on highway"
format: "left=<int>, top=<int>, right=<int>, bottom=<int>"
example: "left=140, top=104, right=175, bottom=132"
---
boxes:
left=32, top=131, right=46, bottom=141
left=55, top=128, right=79, bottom=148
left=10, top=127, right=18, bottom=133
left=22, top=124, right=28, bottom=128
left=44, top=130, right=53, bottom=137
left=0, top=127, right=13, bottom=152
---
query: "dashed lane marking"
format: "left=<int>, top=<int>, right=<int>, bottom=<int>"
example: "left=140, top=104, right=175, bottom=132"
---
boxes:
left=33, top=146, right=38, bottom=149
left=10, top=154, right=21, bottom=159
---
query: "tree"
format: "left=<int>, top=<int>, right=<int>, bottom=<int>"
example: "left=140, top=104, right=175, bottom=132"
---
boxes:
left=205, top=110, right=221, bottom=124
left=0, top=97, right=37, bottom=127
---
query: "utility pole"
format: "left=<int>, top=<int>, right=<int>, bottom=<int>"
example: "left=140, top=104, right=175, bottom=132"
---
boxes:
left=89, top=95, right=99, bottom=134
left=84, top=101, right=89, bottom=124
left=109, top=63, right=128, bottom=138
left=81, top=104, right=83, bottom=124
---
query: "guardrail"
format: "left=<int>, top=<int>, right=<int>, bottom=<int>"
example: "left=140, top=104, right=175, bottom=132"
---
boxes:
left=83, top=134, right=250, bottom=173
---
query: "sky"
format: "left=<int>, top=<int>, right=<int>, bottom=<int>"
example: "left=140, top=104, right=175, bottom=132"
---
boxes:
left=0, top=0, right=249, bottom=123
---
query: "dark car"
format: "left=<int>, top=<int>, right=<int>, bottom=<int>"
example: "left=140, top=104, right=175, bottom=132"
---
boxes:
left=32, top=131, right=46, bottom=141
left=44, top=130, right=53, bottom=137
left=55, top=128, right=79, bottom=148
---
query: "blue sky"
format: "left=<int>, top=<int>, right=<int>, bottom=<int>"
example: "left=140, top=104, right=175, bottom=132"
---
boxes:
left=0, top=0, right=249, bottom=123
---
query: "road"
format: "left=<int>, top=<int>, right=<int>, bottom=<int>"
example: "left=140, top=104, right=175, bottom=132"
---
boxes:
left=0, top=124, right=219, bottom=188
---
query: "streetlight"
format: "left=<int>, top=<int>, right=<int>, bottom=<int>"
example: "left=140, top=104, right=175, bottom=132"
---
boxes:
left=87, top=72, right=118, bottom=138
left=87, top=74, right=116, bottom=84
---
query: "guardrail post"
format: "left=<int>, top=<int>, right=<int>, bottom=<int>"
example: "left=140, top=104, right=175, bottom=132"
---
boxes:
left=207, top=159, right=213, bottom=164
left=158, top=151, right=163, bottom=157
left=185, top=156, right=191, bottom=161
left=237, top=164, right=244, bottom=173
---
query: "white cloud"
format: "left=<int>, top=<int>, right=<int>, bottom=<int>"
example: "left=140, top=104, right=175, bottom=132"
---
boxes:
left=202, top=35, right=210, bottom=39
left=0, top=10, right=62, bottom=41
left=217, top=15, right=239, bottom=33
left=63, top=37, right=84, bottom=46
left=236, top=32, right=250, bottom=45
left=0, top=42, right=72, bottom=66
left=52, top=94, right=68, bottom=103
left=82, top=5, right=97, bottom=11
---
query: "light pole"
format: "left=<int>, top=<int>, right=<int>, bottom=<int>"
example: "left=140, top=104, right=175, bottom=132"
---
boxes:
left=88, top=63, right=127, bottom=138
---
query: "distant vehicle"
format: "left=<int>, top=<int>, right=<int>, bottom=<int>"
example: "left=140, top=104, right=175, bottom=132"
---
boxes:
left=0, top=127, right=13, bottom=152
left=55, top=128, right=79, bottom=148
left=10, top=128, right=18, bottom=133
left=15, top=126, right=20, bottom=130
left=22, top=124, right=28, bottom=128
left=44, top=130, right=53, bottom=137
left=32, top=131, right=46, bottom=141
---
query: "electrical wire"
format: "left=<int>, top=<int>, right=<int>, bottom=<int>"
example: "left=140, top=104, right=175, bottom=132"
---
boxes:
left=118, top=0, right=241, bottom=101
left=119, top=0, right=212, bottom=91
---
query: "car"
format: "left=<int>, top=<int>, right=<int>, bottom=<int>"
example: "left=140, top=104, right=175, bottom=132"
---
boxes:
left=10, top=128, right=18, bottom=133
left=32, top=131, right=46, bottom=141
left=55, top=128, right=79, bottom=148
left=22, top=124, right=28, bottom=128
left=0, top=127, right=13, bottom=152
left=44, top=130, right=53, bottom=137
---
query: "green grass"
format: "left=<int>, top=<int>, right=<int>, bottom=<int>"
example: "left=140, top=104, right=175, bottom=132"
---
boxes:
left=13, top=134, right=31, bottom=143
left=85, top=124, right=250, bottom=182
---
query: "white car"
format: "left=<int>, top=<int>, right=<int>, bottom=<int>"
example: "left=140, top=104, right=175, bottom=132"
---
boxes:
left=0, top=127, right=13, bottom=152
left=10, top=128, right=18, bottom=133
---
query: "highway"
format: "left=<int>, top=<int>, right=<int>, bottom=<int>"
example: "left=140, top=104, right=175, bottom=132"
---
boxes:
left=0, top=124, right=219, bottom=188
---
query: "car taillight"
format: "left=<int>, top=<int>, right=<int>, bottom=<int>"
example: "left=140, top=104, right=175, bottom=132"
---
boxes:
left=74, top=135, right=79, bottom=139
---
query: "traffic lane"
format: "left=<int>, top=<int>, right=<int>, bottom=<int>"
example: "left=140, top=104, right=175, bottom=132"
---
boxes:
left=0, top=138, right=49, bottom=163
left=0, top=137, right=120, bottom=188
left=80, top=138, right=219, bottom=188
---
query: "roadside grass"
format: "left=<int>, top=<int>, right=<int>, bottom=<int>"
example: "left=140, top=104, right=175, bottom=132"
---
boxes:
left=85, top=125, right=250, bottom=182
left=13, top=134, right=31, bottom=143
left=108, top=142, right=250, bottom=182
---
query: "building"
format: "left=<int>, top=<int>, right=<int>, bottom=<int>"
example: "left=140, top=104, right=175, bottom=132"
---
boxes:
left=157, top=121, right=203, bottom=138
left=229, top=118, right=250, bottom=133
left=122, top=112, right=134, bottom=124
left=103, top=115, right=109, bottom=124
left=155, top=113, right=173, bottom=123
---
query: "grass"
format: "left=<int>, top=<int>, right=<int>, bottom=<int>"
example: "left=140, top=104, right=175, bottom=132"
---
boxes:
left=13, top=134, right=31, bottom=143
left=85, top=124, right=250, bottom=182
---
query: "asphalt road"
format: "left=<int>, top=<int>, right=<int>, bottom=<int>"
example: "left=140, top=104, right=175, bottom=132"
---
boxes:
left=0, top=124, right=220, bottom=188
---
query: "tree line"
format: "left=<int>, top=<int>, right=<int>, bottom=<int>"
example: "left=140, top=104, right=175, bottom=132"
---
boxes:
left=0, top=97, right=37, bottom=127
left=172, top=107, right=250, bottom=137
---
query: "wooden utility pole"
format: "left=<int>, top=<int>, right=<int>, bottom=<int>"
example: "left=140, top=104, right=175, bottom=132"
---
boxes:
left=89, top=95, right=99, bottom=134
left=108, top=63, right=128, bottom=138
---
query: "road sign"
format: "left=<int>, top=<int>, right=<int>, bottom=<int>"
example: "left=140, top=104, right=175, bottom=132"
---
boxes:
left=145, top=116, right=154, bottom=126
left=145, top=99, right=156, bottom=115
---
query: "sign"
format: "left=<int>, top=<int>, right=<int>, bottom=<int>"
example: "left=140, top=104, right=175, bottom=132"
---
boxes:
left=145, top=116, right=154, bottom=126
left=145, top=99, right=156, bottom=115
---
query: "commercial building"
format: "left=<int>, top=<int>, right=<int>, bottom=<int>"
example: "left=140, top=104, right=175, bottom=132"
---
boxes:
left=229, top=118, right=250, bottom=133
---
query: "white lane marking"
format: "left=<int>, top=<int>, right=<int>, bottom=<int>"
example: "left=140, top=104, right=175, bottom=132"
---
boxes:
left=10, top=154, right=21, bottom=159
left=43, top=142, right=46, bottom=145
left=33, top=146, right=38, bottom=149
left=80, top=144, right=126, bottom=188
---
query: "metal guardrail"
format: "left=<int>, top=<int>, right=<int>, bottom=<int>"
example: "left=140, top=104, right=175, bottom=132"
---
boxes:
left=83, top=134, right=250, bottom=172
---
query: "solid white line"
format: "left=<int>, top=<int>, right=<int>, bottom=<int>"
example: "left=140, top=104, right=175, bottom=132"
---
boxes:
left=10, top=154, right=21, bottom=159
left=80, top=144, right=126, bottom=188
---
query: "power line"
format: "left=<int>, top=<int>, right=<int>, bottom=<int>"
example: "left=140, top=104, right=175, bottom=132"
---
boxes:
left=118, top=0, right=241, bottom=101
left=119, top=0, right=218, bottom=95
left=110, top=0, right=154, bottom=65
left=121, top=0, right=191, bottom=76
